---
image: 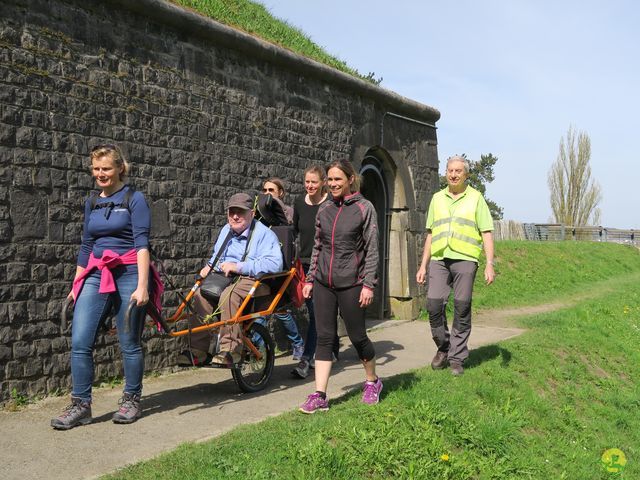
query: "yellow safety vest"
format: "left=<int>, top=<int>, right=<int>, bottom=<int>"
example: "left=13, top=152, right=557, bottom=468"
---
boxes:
left=430, top=186, right=483, bottom=259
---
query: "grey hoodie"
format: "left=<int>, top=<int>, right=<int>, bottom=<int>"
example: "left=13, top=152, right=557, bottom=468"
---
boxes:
left=306, top=192, right=379, bottom=290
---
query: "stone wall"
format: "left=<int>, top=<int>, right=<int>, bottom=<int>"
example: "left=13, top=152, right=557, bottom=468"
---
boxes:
left=0, top=0, right=440, bottom=402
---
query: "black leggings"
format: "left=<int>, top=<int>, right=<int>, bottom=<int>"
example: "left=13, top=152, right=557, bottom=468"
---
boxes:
left=313, top=281, right=375, bottom=362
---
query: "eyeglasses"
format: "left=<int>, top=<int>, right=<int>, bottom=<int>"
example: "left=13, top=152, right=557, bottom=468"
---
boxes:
left=91, top=144, right=117, bottom=153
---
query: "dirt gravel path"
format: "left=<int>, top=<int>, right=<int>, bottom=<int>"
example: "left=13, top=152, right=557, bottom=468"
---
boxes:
left=2, top=307, right=545, bottom=480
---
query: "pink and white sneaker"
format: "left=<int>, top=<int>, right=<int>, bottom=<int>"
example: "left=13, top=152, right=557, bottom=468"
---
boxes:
left=362, top=378, right=383, bottom=405
left=299, top=392, right=329, bottom=414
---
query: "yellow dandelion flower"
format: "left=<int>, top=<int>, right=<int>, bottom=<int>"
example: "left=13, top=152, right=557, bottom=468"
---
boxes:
left=440, top=453, right=450, bottom=462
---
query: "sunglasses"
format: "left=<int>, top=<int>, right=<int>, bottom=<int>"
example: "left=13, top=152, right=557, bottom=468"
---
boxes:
left=262, top=187, right=278, bottom=193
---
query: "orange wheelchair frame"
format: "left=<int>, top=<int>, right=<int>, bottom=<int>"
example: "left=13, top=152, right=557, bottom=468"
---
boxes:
left=62, top=267, right=297, bottom=393
left=149, top=267, right=297, bottom=392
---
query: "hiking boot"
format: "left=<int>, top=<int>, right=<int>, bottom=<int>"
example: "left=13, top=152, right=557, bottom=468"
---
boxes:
left=299, top=392, right=329, bottom=414
left=177, top=348, right=211, bottom=367
left=292, top=358, right=310, bottom=379
left=431, top=350, right=449, bottom=370
left=292, top=344, right=305, bottom=361
left=112, top=392, right=142, bottom=424
left=362, top=377, right=384, bottom=405
left=450, top=362, right=464, bottom=376
left=51, top=397, right=92, bottom=430
left=212, top=351, right=241, bottom=367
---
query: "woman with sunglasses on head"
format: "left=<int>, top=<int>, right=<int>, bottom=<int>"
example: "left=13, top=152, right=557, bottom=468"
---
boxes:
left=299, top=160, right=382, bottom=414
left=291, top=165, right=340, bottom=379
left=260, top=177, right=305, bottom=360
left=51, top=144, right=155, bottom=430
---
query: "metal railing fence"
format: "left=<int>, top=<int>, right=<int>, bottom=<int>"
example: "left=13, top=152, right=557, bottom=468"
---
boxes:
left=493, top=221, right=638, bottom=246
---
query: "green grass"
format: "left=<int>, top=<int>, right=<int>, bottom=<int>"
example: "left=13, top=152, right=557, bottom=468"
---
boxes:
left=169, top=0, right=381, bottom=84
left=104, top=242, right=640, bottom=479
left=473, top=241, right=640, bottom=310
left=419, top=240, right=640, bottom=319
left=3, top=388, right=30, bottom=412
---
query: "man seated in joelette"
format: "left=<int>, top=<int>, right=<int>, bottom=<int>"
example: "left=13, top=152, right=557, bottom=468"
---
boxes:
left=178, top=193, right=283, bottom=367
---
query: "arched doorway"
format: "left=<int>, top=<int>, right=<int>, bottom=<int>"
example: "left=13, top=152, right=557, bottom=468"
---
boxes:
left=360, top=155, right=389, bottom=319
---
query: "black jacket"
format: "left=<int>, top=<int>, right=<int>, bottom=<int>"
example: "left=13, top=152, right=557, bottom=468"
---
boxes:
left=306, top=192, right=379, bottom=290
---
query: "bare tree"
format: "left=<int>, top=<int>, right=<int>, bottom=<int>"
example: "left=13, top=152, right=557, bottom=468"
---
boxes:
left=548, top=126, right=602, bottom=226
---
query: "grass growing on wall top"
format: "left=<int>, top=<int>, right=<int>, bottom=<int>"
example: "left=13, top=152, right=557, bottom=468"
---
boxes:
left=169, top=0, right=374, bottom=82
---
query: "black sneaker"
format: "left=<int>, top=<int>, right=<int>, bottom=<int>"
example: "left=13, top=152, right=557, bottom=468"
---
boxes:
left=112, top=392, right=142, bottom=424
left=51, top=397, right=92, bottom=430
left=292, top=358, right=310, bottom=379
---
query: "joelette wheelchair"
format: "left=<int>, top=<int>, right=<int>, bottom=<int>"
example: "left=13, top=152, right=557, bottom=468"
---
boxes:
left=63, top=193, right=300, bottom=393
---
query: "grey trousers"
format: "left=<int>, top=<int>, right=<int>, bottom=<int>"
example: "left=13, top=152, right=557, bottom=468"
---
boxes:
left=426, top=259, right=478, bottom=363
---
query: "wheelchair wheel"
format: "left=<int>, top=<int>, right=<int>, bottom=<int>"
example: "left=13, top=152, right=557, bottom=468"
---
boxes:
left=232, top=322, right=275, bottom=393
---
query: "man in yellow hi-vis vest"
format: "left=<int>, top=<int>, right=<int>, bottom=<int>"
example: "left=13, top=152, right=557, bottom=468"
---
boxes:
left=416, top=155, right=496, bottom=376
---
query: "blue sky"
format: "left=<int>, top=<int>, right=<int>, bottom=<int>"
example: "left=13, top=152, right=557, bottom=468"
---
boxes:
left=262, top=1, right=639, bottom=228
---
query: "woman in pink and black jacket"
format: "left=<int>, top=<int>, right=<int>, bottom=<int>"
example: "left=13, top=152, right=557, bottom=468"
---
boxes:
left=299, top=160, right=383, bottom=414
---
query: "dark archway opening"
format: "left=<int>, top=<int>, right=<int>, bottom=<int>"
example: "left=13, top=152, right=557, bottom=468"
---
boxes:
left=360, top=155, right=390, bottom=319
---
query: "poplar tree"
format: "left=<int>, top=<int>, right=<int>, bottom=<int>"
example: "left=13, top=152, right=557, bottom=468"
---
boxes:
left=548, top=126, right=602, bottom=226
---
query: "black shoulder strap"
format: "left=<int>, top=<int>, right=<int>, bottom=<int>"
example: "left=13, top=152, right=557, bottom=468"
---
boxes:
left=240, top=219, right=256, bottom=262
left=121, top=185, right=135, bottom=211
left=89, top=185, right=136, bottom=212
left=89, top=191, right=100, bottom=210
left=207, top=228, right=234, bottom=269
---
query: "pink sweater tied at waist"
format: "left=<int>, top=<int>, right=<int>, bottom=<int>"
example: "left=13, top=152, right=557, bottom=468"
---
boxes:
left=72, top=249, right=164, bottom=317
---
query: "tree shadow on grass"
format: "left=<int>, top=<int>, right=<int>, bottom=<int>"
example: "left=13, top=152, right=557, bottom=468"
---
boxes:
left=466, top=344, right=512, bottom=370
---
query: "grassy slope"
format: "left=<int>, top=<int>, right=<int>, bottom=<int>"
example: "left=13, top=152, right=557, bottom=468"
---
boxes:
left=169, top=0, right=365, bottom=79
left=105, top=242, right=640, bottom=479
left=473, top=241, right=640, bottom=309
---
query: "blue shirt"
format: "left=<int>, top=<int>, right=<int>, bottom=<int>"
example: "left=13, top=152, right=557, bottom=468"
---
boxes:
left=77, top=185, right=150, bottom=267
left=208, top=220, right=283, bottom=277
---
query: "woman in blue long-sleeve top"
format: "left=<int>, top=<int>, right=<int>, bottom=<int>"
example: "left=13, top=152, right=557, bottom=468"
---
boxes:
left=51, top=144, right=153, bottom=430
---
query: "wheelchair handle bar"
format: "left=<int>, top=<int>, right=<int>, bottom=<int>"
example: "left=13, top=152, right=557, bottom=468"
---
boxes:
left=61, top=296, right=74, bottom=333
left=123, top=299, right=138, bottom=334
left=125, top=299, right=174, bottom=335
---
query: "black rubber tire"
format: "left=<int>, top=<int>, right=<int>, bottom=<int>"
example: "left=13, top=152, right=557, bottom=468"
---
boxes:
left=231, top=322, right=275, bottom=393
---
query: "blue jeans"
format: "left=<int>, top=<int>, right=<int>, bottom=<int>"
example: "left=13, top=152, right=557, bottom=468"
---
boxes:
left=256, top=310, right=304, bottom=348
left=71, top=264, right=147, bottom=402
left=275, top=311, right=304, bottom=348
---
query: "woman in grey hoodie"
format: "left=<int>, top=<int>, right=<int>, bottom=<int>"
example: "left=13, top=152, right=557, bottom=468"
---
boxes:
left=299, top=160, right=383, bottom=414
